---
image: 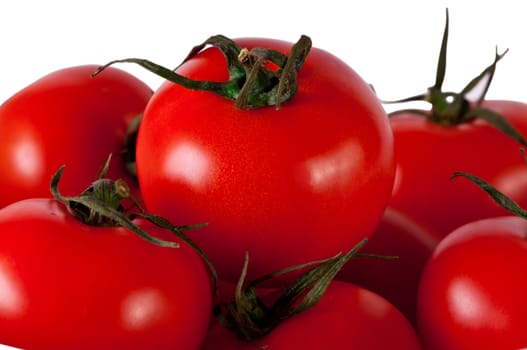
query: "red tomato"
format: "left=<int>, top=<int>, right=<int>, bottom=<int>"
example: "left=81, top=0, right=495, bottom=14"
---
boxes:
left=337, top=207, right=439, bottom=326
left=203, top=280, right=422, bottom=349
left=416, top=216, right=527, bottom=350
left=386, top=11, right=527, bottom=237
left=0, top=198, right=212, bottom=350
left=0, top=65, right=151, bottom=208
left=390, top=100, right=527, bottom=237
left=135, top=36, right=395, bottom=283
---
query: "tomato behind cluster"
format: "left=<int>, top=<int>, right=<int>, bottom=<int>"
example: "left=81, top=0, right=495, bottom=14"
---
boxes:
left=135, top=37, right=396, bottom=283
left=385, top=11, right=527, bottom=238
left=0, top=65, right=151, bottom=208
left=390, top=100, right=527, bottom=237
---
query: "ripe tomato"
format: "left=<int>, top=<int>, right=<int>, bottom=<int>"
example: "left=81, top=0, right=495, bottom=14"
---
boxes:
left=337, top=207, right=439, bottom=325
left=386, top=11, right=527, bottom=237
left=0, top=198, right=212, bottom=350
left=0, top=65, right=151, bottom=208
left=203, top=280, right=422, bottom=349
left=416, top=216, right=527, bottom=350
left=390, top=100, right=527, bottom=237
left=133, top=36, right=395, bottom=283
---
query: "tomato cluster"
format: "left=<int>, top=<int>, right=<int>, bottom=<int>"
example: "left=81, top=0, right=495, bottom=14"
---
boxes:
left=0, top=10, right=526, bottom=350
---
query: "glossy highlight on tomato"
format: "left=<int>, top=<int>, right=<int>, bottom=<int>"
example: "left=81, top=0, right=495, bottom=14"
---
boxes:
left=417, top=216, right=527, bottom=350
left=0, top=198, right=212, bottom=350
left=135, top=37, right=396, bottom=283
left=0, top=65, right=152, bottom=208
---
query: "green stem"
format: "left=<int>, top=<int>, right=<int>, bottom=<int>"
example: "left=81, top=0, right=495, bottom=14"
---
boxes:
left=92, top=34, right=312, bottom=110
left=217, top=238, right=371, bottom=340
left=380, top=8, right=527, bottom=147
left=134, top=212, right=218, bottom=295
left=49, top=154, right=219, bottom=296
left=50, top=162, right=179, bottom=248
left=93, top=58, right=235, bottom=97
left=452, top=171, right=527, bottom=218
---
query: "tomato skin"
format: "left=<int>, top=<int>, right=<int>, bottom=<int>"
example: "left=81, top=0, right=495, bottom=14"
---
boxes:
left=136, top=37, right=395, bottom=283
left=389, top=100, right=527, bottom=237
left=203, top=280, right=422, bottom=349
left=337, top=207, right=439, bottom=326
left=0, top=65, right=152, bottom=208
left=0, top=198, right=212, bottom=350
left=416, top=216, right=527, bottom=350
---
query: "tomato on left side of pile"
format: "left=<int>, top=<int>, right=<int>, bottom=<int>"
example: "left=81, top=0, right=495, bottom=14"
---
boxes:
left=0, top=65, right=152, bottom=208
left=0, top=198, right=213, bottom=350
left=131, top=35, right=396, bottom=283
left=416, top=216, right=527, bottom=350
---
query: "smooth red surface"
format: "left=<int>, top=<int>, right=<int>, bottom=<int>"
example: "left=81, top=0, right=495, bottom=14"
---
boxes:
left=0, top=65, right=151, bottom=208
left=389, top=100, right=527, bottom=237
left=136, top=37, right=395, bottom=283
left=0, top=199, right=212, bottom=350
left=417, top=216, right=527, bottom=349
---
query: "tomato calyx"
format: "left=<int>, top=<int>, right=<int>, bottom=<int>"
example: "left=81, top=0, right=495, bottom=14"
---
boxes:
left=50, top=154, right=219, bottom=291
left=215, top=238, right=377, bottom=341
left=50, top=154, right=178, bottom=247
left=383, top=9, right=527, bottom=147
left=92, top=35, right=312, bottom=110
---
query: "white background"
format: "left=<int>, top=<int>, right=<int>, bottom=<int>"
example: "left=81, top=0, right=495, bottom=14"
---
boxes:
left=0, top=1, right=526, bottom=112
left=0, top=1, right=525, bottom=349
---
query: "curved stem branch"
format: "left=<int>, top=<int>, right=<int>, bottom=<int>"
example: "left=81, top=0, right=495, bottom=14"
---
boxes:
left=50, top=161, right=179, bottom=248
left=93, top=34, right=312, bottom=110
